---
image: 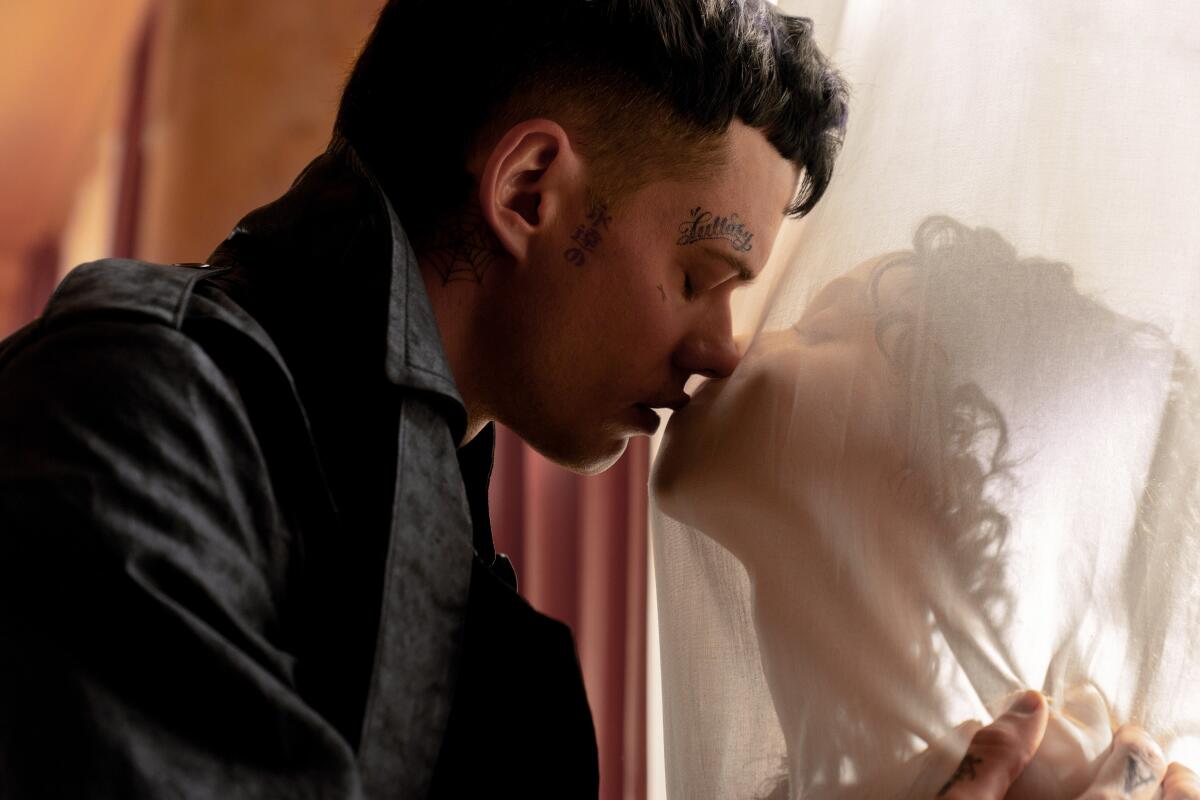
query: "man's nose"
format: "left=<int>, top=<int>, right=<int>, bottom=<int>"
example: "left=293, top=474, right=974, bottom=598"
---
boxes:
left=673, top=325, right=742, bottom=381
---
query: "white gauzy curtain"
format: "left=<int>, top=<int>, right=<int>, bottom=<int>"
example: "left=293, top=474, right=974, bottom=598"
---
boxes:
left=650, top=2, right=1200, bottom=799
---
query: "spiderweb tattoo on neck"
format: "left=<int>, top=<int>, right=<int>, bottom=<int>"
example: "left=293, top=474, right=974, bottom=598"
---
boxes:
left=420, top=204, right=507, bottom=285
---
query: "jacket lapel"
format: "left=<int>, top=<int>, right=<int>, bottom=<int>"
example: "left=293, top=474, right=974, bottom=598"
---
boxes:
left=356, top=154, right=475, bottom=798
left=357, top=397, right=474, bottom=798
left=206, top=147, right=476, bottom=797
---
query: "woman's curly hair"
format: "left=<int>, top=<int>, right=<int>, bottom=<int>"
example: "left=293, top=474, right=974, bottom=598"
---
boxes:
left=763, top=215, right=1191, bottom=799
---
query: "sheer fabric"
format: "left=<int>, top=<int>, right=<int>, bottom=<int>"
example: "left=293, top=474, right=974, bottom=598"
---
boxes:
left=650, top=2, right=1200, bottom=799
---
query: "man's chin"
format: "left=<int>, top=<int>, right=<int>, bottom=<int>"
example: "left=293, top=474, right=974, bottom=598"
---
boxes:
left=529, top=432, right=630, bottom=476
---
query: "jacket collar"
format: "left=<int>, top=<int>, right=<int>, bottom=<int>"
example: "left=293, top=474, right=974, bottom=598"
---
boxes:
left=208, top=143, right=467, bottom=443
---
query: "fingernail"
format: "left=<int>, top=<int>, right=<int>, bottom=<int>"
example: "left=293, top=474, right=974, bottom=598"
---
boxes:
left=1008, top=690, right=1043, bottom=716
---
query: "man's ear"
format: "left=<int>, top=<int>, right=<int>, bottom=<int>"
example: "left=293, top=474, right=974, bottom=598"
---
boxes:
left=477, top=119, right=579, bottom=263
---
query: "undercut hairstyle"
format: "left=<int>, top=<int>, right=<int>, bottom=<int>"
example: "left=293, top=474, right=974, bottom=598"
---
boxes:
left=330, top=0, right=849, bottom=245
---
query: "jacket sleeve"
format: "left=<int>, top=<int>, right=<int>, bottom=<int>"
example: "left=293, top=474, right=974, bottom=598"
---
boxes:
left=0, top=319, right=362, bottom=799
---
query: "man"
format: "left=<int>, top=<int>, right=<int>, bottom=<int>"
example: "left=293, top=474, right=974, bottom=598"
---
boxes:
left=0, top=1, right=1193, bottom=798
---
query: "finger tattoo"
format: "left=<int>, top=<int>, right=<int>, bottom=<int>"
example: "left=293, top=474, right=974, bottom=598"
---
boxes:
left=1125, top=754, right=1158, bottom=794
left=937, top=753, right=983, bottom=797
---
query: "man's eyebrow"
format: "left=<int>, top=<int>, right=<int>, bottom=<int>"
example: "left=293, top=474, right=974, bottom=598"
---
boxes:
left=699, top=245, right=758, bottom=284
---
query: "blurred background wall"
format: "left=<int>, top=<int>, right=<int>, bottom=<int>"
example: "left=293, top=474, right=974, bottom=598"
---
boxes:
left=0, top=0, right=148, bottom=337
left=0, top=3, right=649, bottom=797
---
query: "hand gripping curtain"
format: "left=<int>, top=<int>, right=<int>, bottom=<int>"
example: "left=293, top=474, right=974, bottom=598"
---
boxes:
left=650, top=2, right=1200, bottom=799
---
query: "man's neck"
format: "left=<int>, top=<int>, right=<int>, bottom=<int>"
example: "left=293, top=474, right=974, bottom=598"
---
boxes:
left=414, top=203, right=517, bottom=448
left=417, top=255, right=492, bottom=448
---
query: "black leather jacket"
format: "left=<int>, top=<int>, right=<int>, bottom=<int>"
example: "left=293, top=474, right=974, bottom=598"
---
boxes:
left=0, top=146, right=599, bottom=798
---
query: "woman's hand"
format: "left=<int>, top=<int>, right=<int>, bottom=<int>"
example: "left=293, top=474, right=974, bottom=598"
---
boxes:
left=935, top=690, right=1048, bottom=799
left=1162, top=762, right=1200, bottom=800
left=934, top=690, right=1200, bottom=799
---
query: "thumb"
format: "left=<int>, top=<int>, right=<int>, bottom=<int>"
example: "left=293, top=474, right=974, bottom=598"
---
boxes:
left=937, top=690, right=1050, bottom=799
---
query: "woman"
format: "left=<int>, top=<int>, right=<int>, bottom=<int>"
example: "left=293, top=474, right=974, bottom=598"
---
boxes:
left=652, top=217, right=1200, bottom=800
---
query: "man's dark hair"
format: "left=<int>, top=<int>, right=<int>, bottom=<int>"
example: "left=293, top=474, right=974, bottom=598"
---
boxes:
left=331, top=0, right=849, bottom=244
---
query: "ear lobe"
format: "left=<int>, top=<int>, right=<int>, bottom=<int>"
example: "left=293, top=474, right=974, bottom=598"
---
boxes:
left=478, top=119, right=573, bottom=263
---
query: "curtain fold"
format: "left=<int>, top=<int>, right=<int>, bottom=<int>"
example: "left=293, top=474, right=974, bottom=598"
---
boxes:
left=491, top=425, right=649, bottom=800
left=650, top=3, right=1200, bottom=799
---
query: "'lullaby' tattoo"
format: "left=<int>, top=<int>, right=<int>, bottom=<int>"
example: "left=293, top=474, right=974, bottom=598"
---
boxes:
left=677, top=206, right=754, bottom=252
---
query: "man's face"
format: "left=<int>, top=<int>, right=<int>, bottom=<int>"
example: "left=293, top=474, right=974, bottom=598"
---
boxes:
left=485, top=122, right=798, bottom=473
left=651, top=255, right=916, bottom=566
